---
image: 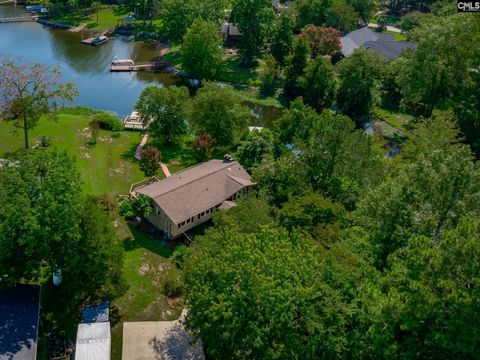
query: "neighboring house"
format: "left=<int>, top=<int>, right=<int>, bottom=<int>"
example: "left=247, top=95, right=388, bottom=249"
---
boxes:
left=0, top=285, right=41, bottom=360
left=132, top=157, right=255, bottom=240
left=341, top=27, right=416, bottom=59
left=221, top=22, right=241, bottom=45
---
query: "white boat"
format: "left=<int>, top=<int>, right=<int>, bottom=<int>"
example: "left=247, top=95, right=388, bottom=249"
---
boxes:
left=92, top=35, right=109, bottom=46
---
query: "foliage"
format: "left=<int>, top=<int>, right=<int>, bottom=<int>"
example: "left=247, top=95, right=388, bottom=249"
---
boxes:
left=336, top=48, right=383, bottom=122
left=363, top=218, right=480, bottom=358
left=236, top=129, right=274, bottom=170
left=345, top=0, right=376, bottom=22
left=91, top=112, right=123, bottom=132
left=140, top=146, right=162, bottom=177
left=397, top=14, right=480, bottom=118
left=276, top=98, right=321, bottom=144
left=356, top=115, right=480, bottom=266
left=184, top=223, right=362, bottom=359
left=190, top=83, right=250, bottom=147
left=456, top=70, right=480, bottom=156
left=284, top=37, right=310, bottom=98
left=39, top=135, right=52, bottom=148
left=161, top=0, right=226, bottom=41
left=88, top=119, right=100, bottom=145
left=164, top=272, right=184, bottom=297
left=295, top=0, right=332, bottom=29
left=192, top=133, right=216, bottom=162
left=400, top=11, right=429, bottom=33
left=326, top=0, right=359, bottom=34
left=181, top=19, right=223, bottom=80
left=277, top=192, right=345, bottom=246
left=0, top=150, right=124, bottom=299
left=119, top=195, right=154, bottom=219
left=0, top=58, right=78, bottom=149
left=230, top=0, right=275, bottom=66
left=270, top=13, right=295, bottom=65
left=259, top=54, right=280, bottom=95
left=298, top=56, right=337, bottom=111
left=135, top=85, right=190, bottom=145
left=300, top=25, right=341, bottom=58
left=172, top=245, right=189, bottom=268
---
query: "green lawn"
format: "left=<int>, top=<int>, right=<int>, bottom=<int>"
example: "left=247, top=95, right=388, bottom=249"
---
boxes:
left=51, top=6, right=129, bottom=30
left=0, top=108, right=146, bottom=195
left=372, top=107, right=413, bottom=132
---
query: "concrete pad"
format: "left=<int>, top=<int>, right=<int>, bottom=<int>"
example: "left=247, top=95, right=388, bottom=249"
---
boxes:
left=122, top=313, right=204, bottom=360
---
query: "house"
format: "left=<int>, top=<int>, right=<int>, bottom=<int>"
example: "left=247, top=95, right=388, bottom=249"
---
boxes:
left=132, top=157, right=255, bottom=239
left=220, top=22, right=241, bottom=45
left=341, top=27, right=416, bottom=59
left=0, top=285, right=40, bottom=360
left=75, top=322, right=111, bottom=360
left=122, top=310, right=204, bottom=360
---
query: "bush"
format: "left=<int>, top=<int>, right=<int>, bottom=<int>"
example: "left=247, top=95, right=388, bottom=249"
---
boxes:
left=164, top=274, right=184, bottom=297
left=172, top=245, right=189, bottom=268
left=92, top=112, right=123, bottom=132
left=119, top=195, right=154, bottom=219
left=39, top=135, right=52, bottom=147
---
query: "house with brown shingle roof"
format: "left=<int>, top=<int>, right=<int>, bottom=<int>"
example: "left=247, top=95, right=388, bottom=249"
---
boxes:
left=132, top=157, right=255, bottom=239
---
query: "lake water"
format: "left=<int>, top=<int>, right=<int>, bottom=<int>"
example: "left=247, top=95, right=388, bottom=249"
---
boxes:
left=0, top=4, right=284, bottom=125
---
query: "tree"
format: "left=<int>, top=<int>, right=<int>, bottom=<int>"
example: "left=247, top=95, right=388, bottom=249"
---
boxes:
left=0, top=59, right=77, bottom=149
left=397, top=14, right=479, bottom=118
left=298, top=56, right=337, bottom=111
left=345, top=0, right=376, bottom=23
left=161, top=0, right=197, bottom=41
left=191, top=83, right=250, bottom=146
left=300, top=25, right=341, bottom=58
left=277, top=192, right=345, bottom=246
left=140, top=146, right=162, bottom=177
left=230, top=0, right=275, bottom=67
left=236, top=128, right=274, bottom=170
left=184, top=224, right=362, bottom=359
left=91, top=1, right=101, bottom=23
left=88, top=119, right=100, bottom=145
left=259, top=54, right=280, bottom=94
left=363, top=218, right=480, bottom=358
left=181, top=19, right=223, bottom=80
left=270, top=12, right=295, bottom=65
left=192, top=133, right=216, bottom=162
left=295, top=0, right=332, bottom=28
left=135, top=85, right=190, bottom=145
left=0, top=150, right=124, bottom=297
left=326, top=0, right=359, bottom=34
left=336, top=49, right=382, bottom=122
left=356, top=115, right=480, bottom=266
left=276, top=98, right=321, bottom=144
left=284, top=37, right=310, bottom=98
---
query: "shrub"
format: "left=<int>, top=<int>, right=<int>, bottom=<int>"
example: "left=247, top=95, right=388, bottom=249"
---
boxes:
left=39, top=135, right=52, bottom=147
left=164, top=274, right=184, bottom=297
left=119, top=195, right=153, bottom=219
left=192, top=133, right=215, bottom=162
left=92, top=112, right=123, bottom=132
left=140, top=146, right=162, bottom=177
left=172, top=245, right=189, bottom=268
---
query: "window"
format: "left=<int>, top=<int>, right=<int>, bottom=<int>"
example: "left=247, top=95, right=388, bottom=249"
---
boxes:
left=180, top=221, right=185, bottom=227
left=186, top=218, right=191, bottom=224
left=198, top=214, right=201, bottom=220
left=156, top=207, right=162, bottom=216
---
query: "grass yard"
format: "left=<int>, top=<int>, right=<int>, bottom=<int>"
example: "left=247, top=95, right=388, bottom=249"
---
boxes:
left=372, top=107, right=413, bottom=132
left=0, top=108, right=146, bottom=195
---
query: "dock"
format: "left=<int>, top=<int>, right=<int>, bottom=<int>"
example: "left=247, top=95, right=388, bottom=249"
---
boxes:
left=0, top=15, right=37, bottom=23
left=81, top=28, right=114, bottom=45
left=110, top=60, right=170, bottom=72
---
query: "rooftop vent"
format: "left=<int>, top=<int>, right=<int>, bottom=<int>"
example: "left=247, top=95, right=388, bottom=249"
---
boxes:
left=224, top=154, right=234, bottom=163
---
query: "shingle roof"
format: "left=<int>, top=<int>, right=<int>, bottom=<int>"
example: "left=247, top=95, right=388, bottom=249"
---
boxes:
left=136, top=160, right=254, bottom=224
left=341, top=26, right=416, bottom=59
left=0, top=285, right=40, bottom=360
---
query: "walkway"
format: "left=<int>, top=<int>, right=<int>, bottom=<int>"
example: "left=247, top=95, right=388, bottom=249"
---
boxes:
left=69, top=23, right=86, bottom=32
left=135, top=134, right=148, bottom=160
left=135, top=133, right=172, bottom=178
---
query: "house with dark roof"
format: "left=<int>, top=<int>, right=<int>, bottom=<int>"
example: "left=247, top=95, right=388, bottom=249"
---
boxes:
left=0, top=285, right=40, bottom=360
left=341, top=27, right=416, bottom=59
left=132, top=157, right=255, bottom=239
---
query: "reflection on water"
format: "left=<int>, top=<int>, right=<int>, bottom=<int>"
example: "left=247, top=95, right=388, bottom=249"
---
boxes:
left=0, top=4, right=283, bottom=124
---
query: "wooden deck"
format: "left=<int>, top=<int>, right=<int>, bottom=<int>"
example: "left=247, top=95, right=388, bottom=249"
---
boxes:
left=0, top=15, right=37, bottom=23
left=110, top=61, right=169, bottom=72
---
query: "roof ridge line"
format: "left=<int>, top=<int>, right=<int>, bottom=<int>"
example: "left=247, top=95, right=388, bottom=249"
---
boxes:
left=153, top=161, right=237, bottom=199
